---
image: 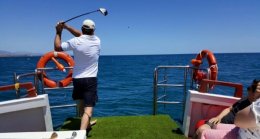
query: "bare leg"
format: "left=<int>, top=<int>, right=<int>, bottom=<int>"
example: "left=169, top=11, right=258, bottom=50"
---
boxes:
left=80, top=106, right=93, bottom=130
left=76, top=100, right=85, bottom=117
left=76, top=100, right=97, bottom=127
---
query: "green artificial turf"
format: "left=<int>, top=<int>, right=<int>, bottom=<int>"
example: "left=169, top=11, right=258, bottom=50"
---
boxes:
left=60, top=115, right=186, bottom=139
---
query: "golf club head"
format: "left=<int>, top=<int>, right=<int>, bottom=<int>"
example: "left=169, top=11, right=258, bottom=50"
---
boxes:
left=99, top=8, right=108, bottom=16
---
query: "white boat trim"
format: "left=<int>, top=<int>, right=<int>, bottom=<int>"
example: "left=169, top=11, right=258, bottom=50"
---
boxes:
left=182, top=90, right=240, bottom=137
left=0, top=130, right=86, bottom=139
left=0, top=94, right=53, bottom=132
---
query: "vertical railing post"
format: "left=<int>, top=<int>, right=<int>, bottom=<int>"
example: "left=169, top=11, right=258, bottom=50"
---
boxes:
left=13, top=72, right=20, bottom=98
left=153, top=67, right=158, bottom=115
left=181, top=66, right=188, bottom=122
left=163, top=68, right=167, bottom=108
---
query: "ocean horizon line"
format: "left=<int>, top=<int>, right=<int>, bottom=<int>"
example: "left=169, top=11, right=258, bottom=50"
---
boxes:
left=0, top=51, right=259, bottom=58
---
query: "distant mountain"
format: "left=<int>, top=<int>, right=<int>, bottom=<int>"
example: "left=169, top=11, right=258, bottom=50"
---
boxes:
left=0, top=50, right=12, bottom=54
left=0, top=50, right=42, bottom=57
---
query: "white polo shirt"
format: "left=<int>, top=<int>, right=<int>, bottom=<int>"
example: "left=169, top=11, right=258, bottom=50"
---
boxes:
left=61, top=35, right=101, bottom=78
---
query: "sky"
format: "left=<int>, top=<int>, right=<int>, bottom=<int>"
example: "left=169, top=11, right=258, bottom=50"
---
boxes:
left=0, top=0, right=259, bottom=55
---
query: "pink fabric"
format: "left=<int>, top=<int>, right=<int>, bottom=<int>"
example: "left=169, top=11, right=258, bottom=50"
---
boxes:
left=214, top=124, right=237, bottom=130
left=201, top=124, right=238, bottom=139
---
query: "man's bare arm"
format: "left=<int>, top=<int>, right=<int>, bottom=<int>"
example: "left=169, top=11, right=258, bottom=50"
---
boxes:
left=64, top=23, right=82, bottom=37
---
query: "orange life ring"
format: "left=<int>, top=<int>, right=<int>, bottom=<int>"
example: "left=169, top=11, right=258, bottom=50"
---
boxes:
left=37, top=51, right=74, bottom=88
left=191, top=50, right=218, bottom=88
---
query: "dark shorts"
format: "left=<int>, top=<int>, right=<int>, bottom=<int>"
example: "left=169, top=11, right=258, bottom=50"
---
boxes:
left=72, top=77, right=98, bottom=107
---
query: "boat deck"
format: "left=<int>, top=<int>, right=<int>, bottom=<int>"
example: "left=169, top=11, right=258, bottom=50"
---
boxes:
left=59, top=115, right=186, bottom=139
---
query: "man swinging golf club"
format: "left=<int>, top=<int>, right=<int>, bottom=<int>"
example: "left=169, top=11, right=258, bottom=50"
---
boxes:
left=54, top=19, right=100, bottom=135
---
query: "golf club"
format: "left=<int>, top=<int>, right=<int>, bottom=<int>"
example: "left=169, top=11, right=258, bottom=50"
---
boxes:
left=64, top=8, right=108, bottom=23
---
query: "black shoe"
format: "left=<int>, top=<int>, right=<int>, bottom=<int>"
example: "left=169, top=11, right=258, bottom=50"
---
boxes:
left=86, top=127, right=92, bottom=136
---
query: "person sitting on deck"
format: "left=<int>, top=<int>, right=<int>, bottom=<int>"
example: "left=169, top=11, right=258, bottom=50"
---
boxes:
left=235, top=79, right=260, bottom=139
left=193, top=79, right=260, bottom=139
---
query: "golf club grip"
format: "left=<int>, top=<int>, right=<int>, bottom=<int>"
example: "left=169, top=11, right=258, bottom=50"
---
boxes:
left=64, top=10, right=99, bottom=23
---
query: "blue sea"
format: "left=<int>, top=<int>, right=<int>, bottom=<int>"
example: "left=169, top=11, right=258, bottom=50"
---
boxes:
left=0, top=53, right=259, bottom=127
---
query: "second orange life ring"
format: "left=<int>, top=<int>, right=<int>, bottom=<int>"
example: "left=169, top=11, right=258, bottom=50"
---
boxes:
left=37, top=51, right=75, bottom=88
left=191, top=50, right=218, bottom=89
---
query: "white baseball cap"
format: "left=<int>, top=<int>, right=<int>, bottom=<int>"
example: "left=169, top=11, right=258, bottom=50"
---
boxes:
left=82, top=19, right=95, bottom=29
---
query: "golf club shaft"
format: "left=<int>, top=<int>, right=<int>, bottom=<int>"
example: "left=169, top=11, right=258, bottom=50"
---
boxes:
left=64, top=10, right=99, bottom=23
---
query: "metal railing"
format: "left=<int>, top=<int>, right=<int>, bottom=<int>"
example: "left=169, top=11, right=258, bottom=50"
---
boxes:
left=14, top=72, right=38, bottom=98
left=153, top=65, right=198, bottom=123
left=13, top=67, right=78, bottom=116
left=35, top=67, right=77, bottom=110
